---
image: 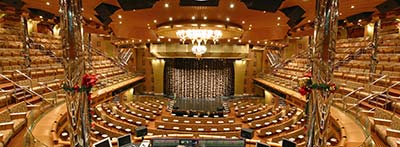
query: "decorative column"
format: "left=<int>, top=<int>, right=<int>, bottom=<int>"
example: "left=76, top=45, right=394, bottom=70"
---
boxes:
left=369, top=20, right=380, bottom=82
left=59, top=0, right=89, bottom=146
left=307, top=0, right=339, bottom=147
left=21, top=14, right=31, bottom=73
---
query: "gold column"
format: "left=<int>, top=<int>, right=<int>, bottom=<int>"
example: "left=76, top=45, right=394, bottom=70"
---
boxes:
left=369, top=20, right=380, bottom=82
left=21, top=14, right=31, bottom=72
left=234, top=60, right=246, bottom=96
left=307, top=0, right=339, bottom=146
left=59, top=0, right=89, bottom=146
left=151, top=59, right=165, bottom=95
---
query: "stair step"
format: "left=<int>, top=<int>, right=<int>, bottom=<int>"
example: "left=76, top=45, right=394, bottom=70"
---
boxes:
left=17, top=94, right=32, bottom=101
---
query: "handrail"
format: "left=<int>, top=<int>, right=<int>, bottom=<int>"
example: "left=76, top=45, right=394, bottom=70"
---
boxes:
left=0, top=73, right=54, bottom=106
left=343, top=87, right=365, bottom=100
left=334, top=46, right=371, bottom=68
left=86, top=45, right=129, bottom=73
left=15, top=70, right=32, bottom=80
left=369, top=75, right=388, bottom=85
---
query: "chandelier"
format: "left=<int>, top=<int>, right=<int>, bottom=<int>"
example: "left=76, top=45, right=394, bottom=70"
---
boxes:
left=176, top=29, right=222, bottom=45
left=191, top=45, right=207, bottom=56
left=176, top=29, right=222, bottom=56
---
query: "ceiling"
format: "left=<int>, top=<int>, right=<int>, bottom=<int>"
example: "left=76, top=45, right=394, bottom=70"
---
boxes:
left=21, top=0, right=385, bottom=43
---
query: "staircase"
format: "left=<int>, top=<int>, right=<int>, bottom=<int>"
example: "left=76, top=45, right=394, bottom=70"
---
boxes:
left=29, top=43, right=63, bottom=64
left=334, top=45, right=372, bottom=69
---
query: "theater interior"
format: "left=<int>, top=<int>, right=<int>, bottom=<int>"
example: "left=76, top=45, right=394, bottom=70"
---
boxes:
left=0, top=0, right=399, bottom=147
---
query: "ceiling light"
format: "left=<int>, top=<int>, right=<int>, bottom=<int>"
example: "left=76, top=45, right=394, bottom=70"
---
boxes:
left=242, top=21, right=245, bottom=24
left=133, top=9, right=136, bottom=12
left=226, top=17, right=230, bottom=21
left=147, top=24, right=150, bottom=26
left=203, top=16, right=207, bottom=20
left=164, top=3, right=169, bottom=8
left=249, top=28, right=252, bottom=30
left=192, top=16, right=196, bottom=20
left=148, top=27, right=151, bottom=29
left=89, top=17, right=92, bottom=20
left=169, top=17, right=173, bottom=21
left=229, top=3, right=234, bottom=8
left=249, top=24, right=252, bottom=27
left=39, top=16, right=43, bottom=19
left=118, top=15, right=122, bottom=19
left=358, top=19, right=362, bottom=22
left=277, top=23, right=280, bottom=26
left=277, top=17, right=281, bottom=20
left=153, top=20, right=157, bottom=23
left=46, top=2, right=50, bottom=5
left=192, top=45, right=207, bottom=56
left=263, top=11, right=266, bottom=13
left=351, top=5, right=354, bottom=9
left=119, top=21, right=122, bottom=24
left=307, top=20, right=311, bottom=23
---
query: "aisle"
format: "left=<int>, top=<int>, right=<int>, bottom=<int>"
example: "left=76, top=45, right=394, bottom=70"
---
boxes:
left=31, top=103, right=67, bottom=146
left=330, top=107, right=366, bottom=146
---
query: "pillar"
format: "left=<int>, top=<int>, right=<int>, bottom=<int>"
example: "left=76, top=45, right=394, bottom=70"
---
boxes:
left=369, top=20, right=380, bottom=82
left=59, top=0, right=89, bottom=146
left=21, top=13, right=31, bottom=72
left=307, top=0, right=339, bottom=146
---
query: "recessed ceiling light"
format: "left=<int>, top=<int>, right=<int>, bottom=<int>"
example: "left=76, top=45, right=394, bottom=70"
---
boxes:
left=351, top=5, right=354, bottom=9
left=147, top=24, right=150, bottom=26
left=249, top=24, right=252, bottom=27
left=229, top=3, right=234, bottom=8
left=147, top=27, right=151, bottom=29
left=226, top=17, right=230, bottom=21
left=133, top=9, right=136, bottom=12
left=277, top=17, right=281, bottom=20
left=39, top=16, right=43, bottom=19
left=46, top=2, right=50, bottom=5
left=277, top=23, right=280, bottom=26
left=164, top=3, right=169, bottom=8
left=118, top=15, right=122, bottom=19
left=169, top=17, right=173, bottom=21
left=263, top=11, right=266, bottom=13
left=242, top=21, right=245, bottom=24
left=249, top=28, right=252, bottom=30
left=153, top=20, right=157, bottom=23
left=358, top=19, right=362, bottom=22
left=89, top=17, right=92, bottom=20
left=192, top=16, right=196, bottom=20
left=203, top=16, right=207, bottom=20
left=307, top=20, right=311, bottom=23
left=119, top=21, right=122, bottom=24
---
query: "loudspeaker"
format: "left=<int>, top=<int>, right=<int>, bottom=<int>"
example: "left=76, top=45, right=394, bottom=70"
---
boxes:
left=28, top=8, right=55, bottom=19
left=217, top=106, right=224, bottom=111
left=117, top=0, right=159, bottom=11
left=280, top=6, right=305, bottom=21
left=95, top=3, right=120, bottom=17
left=95, top=15, right=112, bottom=26
left=0, top=0, right=25, bottom=9
left=376, top=0, right=400, bottom=13
left=346, top=12, right=374, bottom=23
left=240, top=128, right=254, bottom=139
left=287, top=17, right=305, bottom=28
left=135, top=126, right=148, bottom=137
left=179, top=0, right=219, bottom=7
left=240, top=0, right=284, bottom=12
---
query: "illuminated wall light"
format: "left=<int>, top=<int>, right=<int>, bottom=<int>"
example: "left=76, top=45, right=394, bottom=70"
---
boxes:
left=153, top=20, right=157, bottom=23
left=119, top=21, right=122, bottom=24
left=203, top=16, right=207, bottom=20
left=248, top=40, right=251, bottom=43
left=157, top=38, right=161, bottom=42
left=192, top=16, right=196, bottom=20
left=242, top=21, right=245, bottom=24
left=339, top=13, right=342, bottom=16
left=164, top=3, right=169, bottom=8
left=39, top=16, right=43, bottom=19
left=168, top=38, right=171, bottom=42
left=147, top=27, right=151, bottom=29
left=147, top=24, right=150, bottom=26
left=351, top=5, right=354, bottom=9
left=229, top=3, right=234, bottom=8
left=358, top=19, right=362, bottom=22
left=238, top=40, right=242, bottom=43
left=226, top=17, right=230, bottom=21
left=227, top=39, right=231, bottom=42
left=46, top=2, right=50, bottom=5
left=249, top=28, right=252, bottom=30
left=257, top=41, right=260, bottom=44
left=147, top=39, right=151, bottom=42
left=118, top=15, right=122, bottom=19
left=277, top=23, right=280, bottom=26
left=139, top=40, right=142, bottom=42
left=307, top=20, right=311, bottom=23
left=264, top=41, right=267, bottom=44
left=89, top=17, right=92, bottom=20
left=277, top=17, right=281, bottom=20
left=169, top=17, right=173, bottom=21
